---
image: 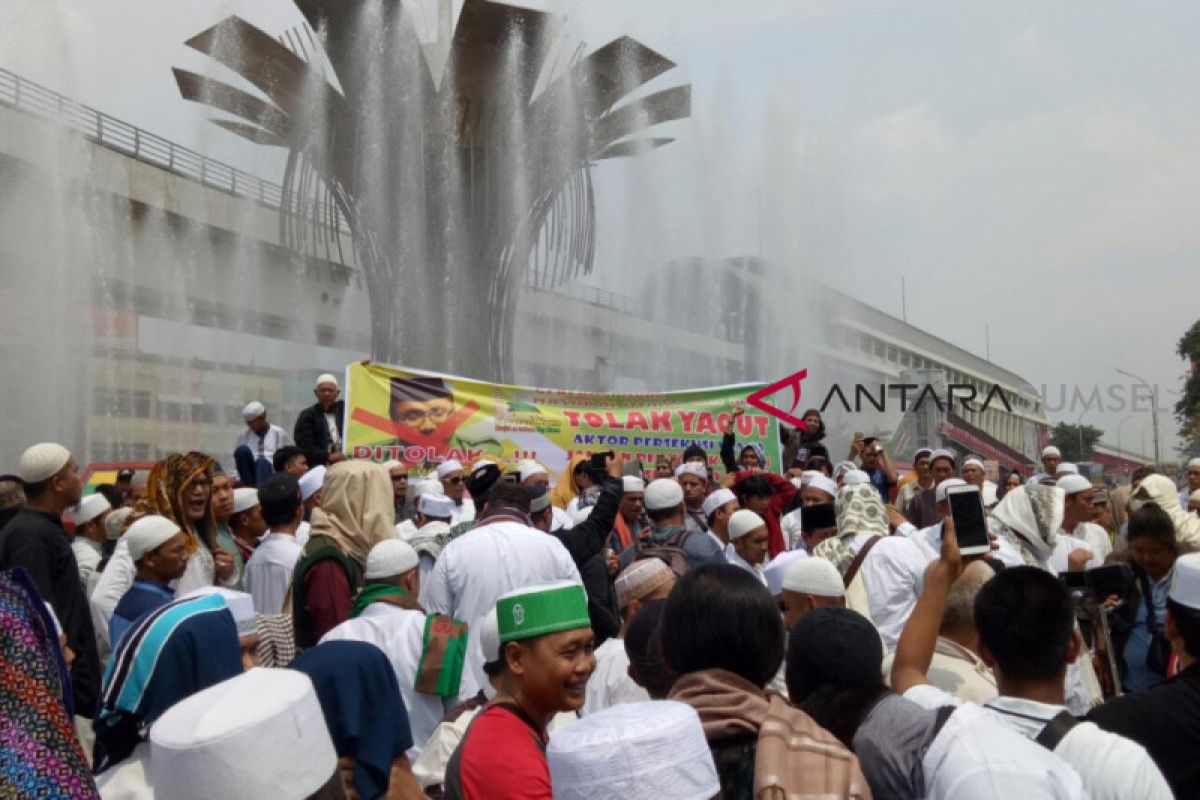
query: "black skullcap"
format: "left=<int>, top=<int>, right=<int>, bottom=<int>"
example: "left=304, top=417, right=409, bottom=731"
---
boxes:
left=800, top=503, right=837, bottom=533
left=258, top=473, right=301, bottom=517
left=786, top=607, right=883, bottom=703
left=466, top=464, right=502, bottom=503
left=389, top=376, right=451, bottom=405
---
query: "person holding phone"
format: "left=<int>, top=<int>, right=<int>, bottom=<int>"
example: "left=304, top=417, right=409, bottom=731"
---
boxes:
left=849, top=435, right=898, bottom=503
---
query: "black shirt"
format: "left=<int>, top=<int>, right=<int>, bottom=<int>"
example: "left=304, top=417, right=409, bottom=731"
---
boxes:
left=1088, top=661, right=1200, bottom=799
left=0, top=508, right=101, bottom=716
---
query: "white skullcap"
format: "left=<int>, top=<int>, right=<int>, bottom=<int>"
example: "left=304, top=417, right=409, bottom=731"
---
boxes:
left=1169, top=553, right=1200, bottom=611
left=180, top=587, right=258, bottom=638
left=913, top=447, right=933, bottom=460
left=298, top=466, right=326, bottom=502
left=1189, top=458, right=1200, bottom=471
left=1056, top=462, right=1079, bottom=476
left=783, top=557, right=845, bottom=598
left=242, top=401, right=266, bottom=422
left=963, top=457, right=985, bottom=470
left=843, top=470, right=871, bottom=486
left=935, top=478, right=967, bottom=504
left=518, top=460, right=548, bottom=482
left=614, top=559, right=674, bottom=608
left=479, top=608, right=501, bottom=665
left=315, top=373, right=339, bottom=389
left=412, top=478, right=445, bottom=499
left=569, top=505, right=594, bottom=527
left=125, top=515, right=182, bottom=561
left=149, top=668, right=336, bottom=800
left=790, top=477, right=804, bottom=489
left=929, top=448, right=956, bottom=465
left=104, top=507, right=134, bottom=541
left=436, top=460, right=464, bottom=479
left=674, top=462, right=707, bottom=481
left=701, top=488, right=737, bottom=518
left=799, top=470, right=822, bottom=483
left=622, top=476, right=645, bottom=493
left=17, top=443, right=71, bottom=484
left=728, top=509, right=766, bottom=541
left=807, top=475, right=838, bottom=499
left=1057, top=475, right=1093, bottom=495
left=365, top=539, right=420, bottom=580
left=547, top=700, right=719, bottom=800
left=382, top=460, right=404, bottom=471
left=68, top=493, right=110, bottom=526
left=764, top=550, right=808, bottom=597
left=1042, top=446, right=1061, bottom=459
left=643, top=479, right=684, bottom=511
left=418, top=493, right=456, bottom=519
left=232, top=487, right=260, bottom=515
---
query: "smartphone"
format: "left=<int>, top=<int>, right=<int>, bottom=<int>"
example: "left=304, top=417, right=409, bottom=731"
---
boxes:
left=946, top=484, right=991, bottom=556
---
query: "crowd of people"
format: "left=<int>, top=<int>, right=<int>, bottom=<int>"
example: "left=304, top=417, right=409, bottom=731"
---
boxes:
left=1, top=372, right=1199, bottom=799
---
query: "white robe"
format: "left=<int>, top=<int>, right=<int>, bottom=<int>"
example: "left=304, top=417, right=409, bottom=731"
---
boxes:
left=582, top=636, right=649, bottom=716
left=72, top=538, right=102, bottom=591
left=423, top=518, right=582, bottom=688
left=95, top=743, right=153, bottom=799
left=243, top=532, right=303, bottom=615
left=725, top=547, right=768, bottom=586
left=449, top=497, right=476, bottom=527
left=320, top=602, right=478, bottom=758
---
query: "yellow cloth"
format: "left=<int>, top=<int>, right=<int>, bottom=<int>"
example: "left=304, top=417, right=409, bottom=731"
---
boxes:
left=308, top=461, right=396, bottom=567
left=550, top=454, right=588, bottom=510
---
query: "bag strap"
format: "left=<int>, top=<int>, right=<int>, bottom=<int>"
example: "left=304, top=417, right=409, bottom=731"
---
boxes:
left=665, top=528, right=693, bottom=549
left=930, top=704, right=957, bottom=738
left=1034, top=710, right=1081, bottom=751
left=843, top=535, right=882, bottom=588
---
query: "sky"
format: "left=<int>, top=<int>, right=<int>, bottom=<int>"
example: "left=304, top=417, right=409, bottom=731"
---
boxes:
left=3, top=0, right=1198, bottom=457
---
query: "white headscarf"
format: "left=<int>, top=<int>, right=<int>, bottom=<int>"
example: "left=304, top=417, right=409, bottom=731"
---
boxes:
left=1132, top=475, right=1200, bottom=546
left=990, top=484, right=1064, bottom=564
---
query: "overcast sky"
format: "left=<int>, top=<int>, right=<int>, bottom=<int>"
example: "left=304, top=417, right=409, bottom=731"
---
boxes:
left=4, top=0, right=1198, bottom=457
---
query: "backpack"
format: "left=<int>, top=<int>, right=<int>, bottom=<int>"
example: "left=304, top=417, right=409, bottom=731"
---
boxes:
left=634, top=528, right=693, bottom=576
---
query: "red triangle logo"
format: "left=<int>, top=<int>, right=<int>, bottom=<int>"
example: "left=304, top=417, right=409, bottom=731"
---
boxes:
left=746, top=369, right=809, bottom=430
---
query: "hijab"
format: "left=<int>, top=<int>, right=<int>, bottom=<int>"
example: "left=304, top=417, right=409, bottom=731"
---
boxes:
left=308, top=461, right=395, bottom=568
left=990, top=484, right=1064, bottom=565
left=147, top=451, right=216, bottom=553
left=550, top=455, right=587, bottom=510
left=93, top=593, right=242, bottom=772
left=0, top=568, right=98, bottom=798
left=834, top=483, right=889, bottom=539
left=738, top=442, right=767, bottom=467
left=1132, top=474, right=1200, bottom=546
left=290, top=641, right=413, bottom=800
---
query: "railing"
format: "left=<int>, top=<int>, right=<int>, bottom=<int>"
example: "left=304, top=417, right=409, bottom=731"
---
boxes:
left=0, top=67, right=289, bottom=209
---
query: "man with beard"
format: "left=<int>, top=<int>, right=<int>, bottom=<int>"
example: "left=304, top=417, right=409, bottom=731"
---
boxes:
left=444, top=582, right=595, bottom=799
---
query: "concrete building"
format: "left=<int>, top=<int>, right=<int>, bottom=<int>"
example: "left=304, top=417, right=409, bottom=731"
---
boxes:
left=0, top=67, right=1049, bottom=470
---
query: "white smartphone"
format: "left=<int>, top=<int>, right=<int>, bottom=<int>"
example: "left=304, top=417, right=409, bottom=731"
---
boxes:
left=946, top=484, right=991, bottom=556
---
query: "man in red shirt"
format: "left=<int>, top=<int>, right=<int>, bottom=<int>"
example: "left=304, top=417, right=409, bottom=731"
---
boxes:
left=444, top=581, right=595, bottom=799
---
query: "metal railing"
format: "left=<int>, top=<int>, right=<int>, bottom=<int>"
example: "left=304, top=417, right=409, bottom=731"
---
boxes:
left=0, top=67, right=290, bottom=208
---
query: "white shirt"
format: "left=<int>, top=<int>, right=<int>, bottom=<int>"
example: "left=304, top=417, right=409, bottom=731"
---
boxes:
left=780, top=508, right=804, bottom=551
left=984, top=695, right=1172, bottom=800
left=243, top=532, right=303, bottom=614
left=295, top=520, right=310, bottom=548
left=1072, top=522, right=1112, bottom=564
left=582, top=636, right=649, bottom=716
left=320, top=602, right=478, bottom=759
left=550, top=505, right=573, bottom=531
left=904, top=685, right=1088, bottom=799
left=233, top=423, right=292, bottom=462
left=725, top=547, right=768, bottom=586
left=1048, top=533, right=1102, bottom=574
left=450, top=497, right=476, bottom=527
left=907, top=520, right=1026, bottom=567
left=72, top=537, right=102, bottom=590
left=95, top=742, right=153, bottom=799
left=843, top=531, right=930, bottom=651
left=323, top=411, right=341, bottom=451
left=423, top=517, right=582, bottom=687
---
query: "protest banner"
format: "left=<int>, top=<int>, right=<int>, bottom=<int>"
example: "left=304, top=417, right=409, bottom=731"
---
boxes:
left=342, top=362, right=781, bottom=478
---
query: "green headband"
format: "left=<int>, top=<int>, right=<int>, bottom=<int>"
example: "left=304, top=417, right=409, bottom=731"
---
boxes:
left=497, top=584, right=590, bottom=643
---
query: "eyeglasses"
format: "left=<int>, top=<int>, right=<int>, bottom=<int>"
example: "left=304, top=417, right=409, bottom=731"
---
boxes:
left=398, top=407, right=452, bottom=424
left=391, top=474, right=409, bottom=482
left=444, top=476, right=464, bottom=485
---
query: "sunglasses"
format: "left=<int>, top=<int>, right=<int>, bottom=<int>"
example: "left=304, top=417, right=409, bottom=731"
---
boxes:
left=444, top=476, right=464, bottom=485
left=391, top=474, right=408, bottom=482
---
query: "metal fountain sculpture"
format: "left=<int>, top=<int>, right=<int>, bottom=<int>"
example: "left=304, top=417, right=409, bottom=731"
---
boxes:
left=174, top=0, right=690, bottom=381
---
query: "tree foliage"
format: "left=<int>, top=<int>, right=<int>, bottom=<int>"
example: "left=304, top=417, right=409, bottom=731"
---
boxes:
left=1175, top=319, right=1200, bottom=448
left=1049, top=423, right=1104, bottom=463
